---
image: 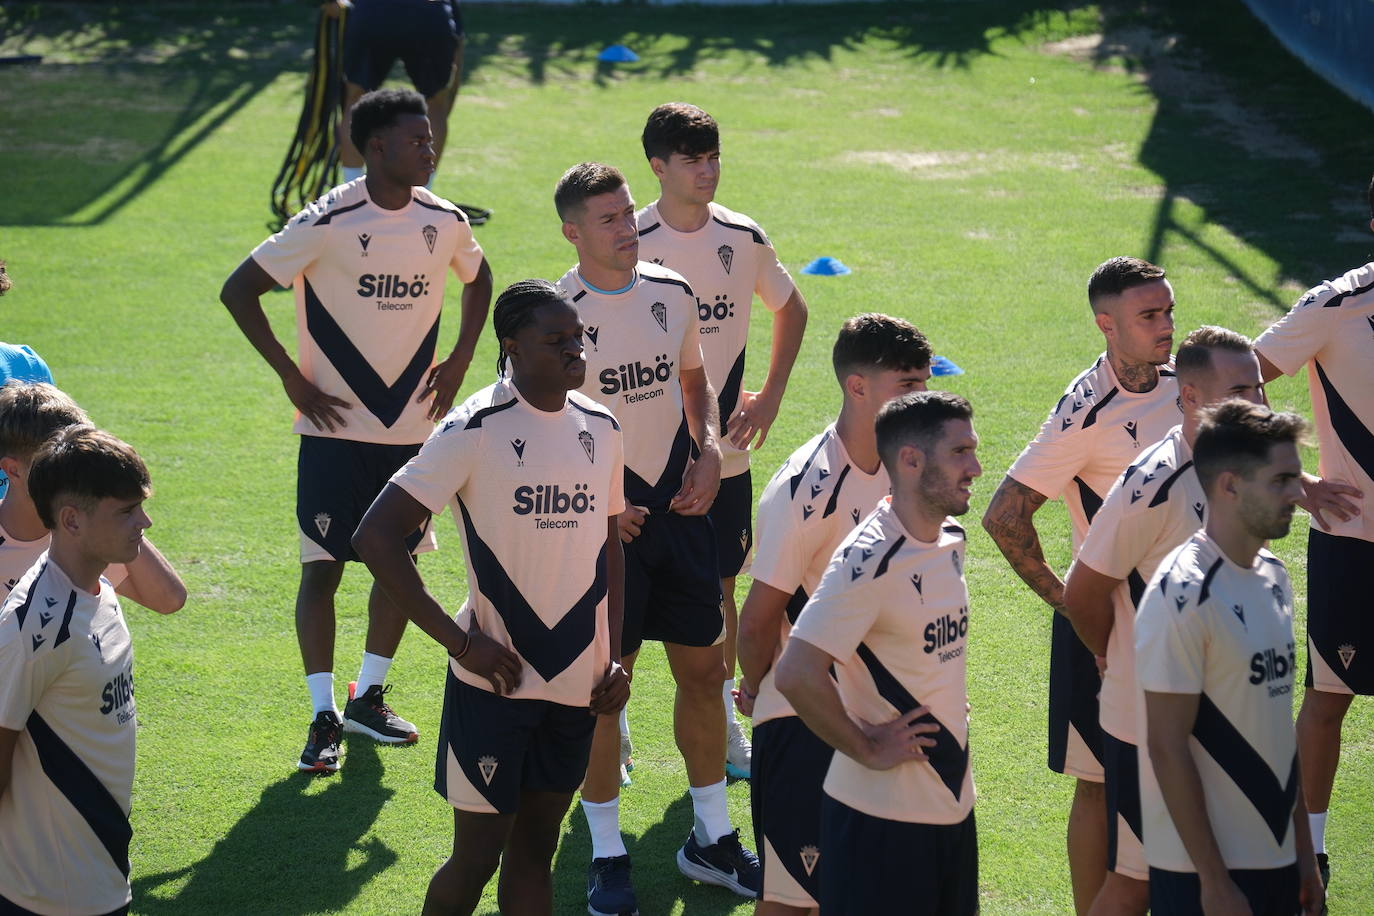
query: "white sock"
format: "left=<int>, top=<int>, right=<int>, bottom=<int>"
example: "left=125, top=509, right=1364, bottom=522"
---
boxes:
left=1310, top=810, right=1328, bottom=854
left=582, top=798, right=627, bottom=859
left=723, top=678, right=736, bottom=721
left=305, top=672, right=336, bottom=716
left=355, top=652, right=393, bottom=696
left=618, top=705, right=630, bottom=739
left=689, top=779, right=731, bottom=844
left=342, top=165, right=364, bottom=182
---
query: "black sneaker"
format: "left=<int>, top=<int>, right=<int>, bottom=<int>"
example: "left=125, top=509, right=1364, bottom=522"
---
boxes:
left=298, top=710, right=342, bottom=773
left=587, top=855, right=639, bottom=916
left=1317, top=852, right=1329, bottom=915
left=675, top=827, right=761, bottom=898
left=343, top=683, right=418, bottom=744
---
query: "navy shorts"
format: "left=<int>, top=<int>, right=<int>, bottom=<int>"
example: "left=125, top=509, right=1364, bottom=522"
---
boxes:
left=296, top=435, right=432, bottom=563
left=708, top=470, right=754, bottom=579
left=1304, top=529, right=1374, bottom=695
left=1103, top=732, right=1146, bottom=879
left=1149, top=864, right=1298, bottom=915
left=434, top=670, right=596, bottom=815
left=819, top=797, right=978, bottom=915
left=1048, top=610, right=1104, bottom=781
left=622, top=511, right=723, bottom=657
left=343, top=0, right=463, bottom=97
left=752, top=715, right=832, bottom=907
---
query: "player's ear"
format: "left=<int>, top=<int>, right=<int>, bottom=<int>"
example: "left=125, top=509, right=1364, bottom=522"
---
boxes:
left=561, top=219, right=579, bottom=245
left=1093, top=308, right=1114, bottom=339
left=502, top=335, right=520, bottom=365
left=898, top=442, right=924, bottom=474
left=56, top=501, right=82, bottom=538
left=1179, top=381, right=1201, bottom=413
left=649, top=156, right=668, bottom=179
left=0, top=455, right=22, bottom=481
left=843, top=372, right=865, bottom=402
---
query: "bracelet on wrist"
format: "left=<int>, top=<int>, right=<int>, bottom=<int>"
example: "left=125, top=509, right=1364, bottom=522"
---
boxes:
left=451, top=630, right=471, bottom=660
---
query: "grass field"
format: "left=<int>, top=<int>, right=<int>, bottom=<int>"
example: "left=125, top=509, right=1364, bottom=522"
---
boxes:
left=3, top=1, right=1373, bottom=913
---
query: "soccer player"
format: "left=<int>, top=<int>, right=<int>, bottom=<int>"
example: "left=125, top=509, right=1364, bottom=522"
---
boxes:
left=1253, top=183, right=1373, bottom=897
left=777, top=390, right=981, bottom=915
left=982, top=256, right=1181, bottom=913
left=637, top=102, right=809, bottom=778
left=0, top=424, right=182, bottom=915
left=0, top=382, right=186, bottom=614
left=1135, top=400, right=1324, bottom=916
left=553, top=162, right=760, bottom=914
left=1063, top=326, right=1265, bottom=915
left=737, top=314, right=931, bottom=914
left=353, top=279, right=630, bottom=915
left=0, top=259, right=56, bottom=500
left=220, top=87, right=492, bottom=773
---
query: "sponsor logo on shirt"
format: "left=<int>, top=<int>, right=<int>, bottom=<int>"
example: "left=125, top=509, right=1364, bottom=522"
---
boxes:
left=585, top=326, right=600, bottom=351
left=513, top=483, right=597, bottom=529
left=511, top=438, right=527, bottom=464
left=599, top=355, right=674, bottom=404
left=357, top=273, right=431, bottom=311
left=1249, top=642, right=1295, bottom=696
left=924, top=607, right=968, bottom=663
left=698, top=295, right=736, bottom=334
left=1123, top=420, right=1139, bottom=445
left=100, top=662, right=137, bottom=724
left=357, top=233, right=371, bottom=255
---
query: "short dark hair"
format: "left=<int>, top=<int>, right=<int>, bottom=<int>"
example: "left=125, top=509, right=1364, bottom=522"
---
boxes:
left=1087, top=256, right=1167, bottom=314
left=554, top=162, right=627, bottom=222
left=1193, top=400, right=1304, bottom=495
left=641, top=102, right=720, bottom=162
left=349, top=88, right=427, bottom=156
left=0, top=382, right=89, bottom=462
left=875, top=391, right=973, bottom=474
left=28, top=425, right=151, bottom=531
left=493, top=278, right=570, bottom=376
left=832, top=313, right=932, bottom=384
left=1174, top=325, right=1253, bottom=386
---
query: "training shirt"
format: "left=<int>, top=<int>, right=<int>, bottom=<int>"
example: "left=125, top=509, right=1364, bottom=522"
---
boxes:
left=0, top=555, right=136, bottom=916
left=791, top=498, right=974, bottom=825
left=251, top=178, right=486, bottom=446
left=390, top=379, right=624, bottom=706
left=1135, top=531, right=1298, bottom=872
left=749, top=424, right=890, bottom=725
left=558, top=262, right=704, bottom=511
left=1008, top=354, right=1182, bottom=553
left=1077, top=427, right=1205, bottom=743
left=637, top=201, right=797, bottom=478
left=1255, top=262, right=1374, bottom=543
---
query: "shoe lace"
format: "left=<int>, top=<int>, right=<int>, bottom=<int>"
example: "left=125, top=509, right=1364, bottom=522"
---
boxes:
left=311, top=715, right=342, bottom=749
left=367, top=684, right=397, bottom=716
left=718, top=830, right=759, bottom=868
left=596, top=857, right=632, bottom=891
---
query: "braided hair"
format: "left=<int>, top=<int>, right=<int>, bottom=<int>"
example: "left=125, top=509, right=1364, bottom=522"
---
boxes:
left=493, top=278, right=569, bottom=377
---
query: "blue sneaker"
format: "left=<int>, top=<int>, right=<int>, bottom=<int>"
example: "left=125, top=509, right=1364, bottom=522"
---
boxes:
left=675, top=828, right=761, bottom=898
left=587, top=855, right=639, bottom=916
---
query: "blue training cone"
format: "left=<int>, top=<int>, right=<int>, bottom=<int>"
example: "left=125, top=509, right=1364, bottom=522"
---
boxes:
left=930, top=355, right=965, bottom=376
left=597, top=44, right=639, bottom=63
left=800, top=256, right=851, bottom=276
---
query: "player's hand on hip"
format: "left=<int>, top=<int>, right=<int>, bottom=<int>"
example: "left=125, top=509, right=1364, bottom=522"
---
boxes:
left=857, top=706, right=940, bottom=771
left=1298, top=475, right=1362, bottom=531
left=458, top=622, right=523, bottom=695
left=589, top=662, right=631, bottom=716
left=1297, top=859, right=1325, bottom=916
left=670, top=447, right=722, bottom=515
left=618, top=505, right=649, bottom=543
left=1199, top=876, right=1252, bottom=916
left=729, top=388, right=781, bottom=451
left=283, top=372, right=351, bottom=433
left=419, top=353, right=471, bottom=422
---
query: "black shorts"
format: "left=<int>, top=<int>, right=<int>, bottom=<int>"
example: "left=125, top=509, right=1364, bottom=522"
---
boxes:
left=1103, top=732, right=1146, bottom=879
left=0, top=895, right=126, bottom=916
left=622, top=511, right=723, bottom=657
left=1304, top=529, right=1374, bottom=695
left=752, top=715, right=832, bottom=907
left=434, top=669, right=595, bottom=815
left=1048, top=610, right=1104, bottom=781
left=819, top=796, right=978, bottom=915
left=297, top=435, right=433, bottom=563
left=1149, top=864, right=1298, bottom=915
left=343, top=0, right=463, bottom=97
left=708, top=470, right=753, bottom=579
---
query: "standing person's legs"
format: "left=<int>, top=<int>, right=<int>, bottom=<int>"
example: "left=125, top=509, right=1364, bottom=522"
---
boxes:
left=711, top=471, right=754, bottom=778
left=423, top=809, right=514, bottom=915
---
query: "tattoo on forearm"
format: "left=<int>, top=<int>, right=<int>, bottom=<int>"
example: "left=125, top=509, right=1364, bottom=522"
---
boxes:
left=982, top=477, right=1066, bottom=611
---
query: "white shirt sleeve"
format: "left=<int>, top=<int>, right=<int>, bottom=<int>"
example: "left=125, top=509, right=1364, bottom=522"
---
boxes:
left=389, top=411, right=481, bottom=515
left=1135, top=587, right=1206, bottom=695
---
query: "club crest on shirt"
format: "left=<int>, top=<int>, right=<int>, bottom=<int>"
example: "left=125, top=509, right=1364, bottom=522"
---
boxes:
left=314, top=512, right=331, bottom=538
left=718, top=244, right=734, bottom=274
left=799, top=845, right=819, bottom=876
left=357, top=233, right=371, bottom=255
left=651, top=301, right=668, bottom=332
left=421, top=224, right=438, bottom=254
left=478, top=755, right=498, bottom=785
left=511, top=438, right=527, bottom=464
left=579, top=430, right=595, bottom=463
left=1338, top=644, right=1356, bottom=669
left=585, top=326, right=600, bottom=351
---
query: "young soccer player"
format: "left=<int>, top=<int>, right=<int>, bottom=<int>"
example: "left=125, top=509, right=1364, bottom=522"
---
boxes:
left=1253, top=179, right=1373, bottom=896
left=982, top=256, right=1182, bottom=913
left=0, top=425, right=183, bottom=914
left=353, top=279, right=629, bottom=915
left=1135, top=400, right=1324, bottom=916
left=777, top=390, right=981, bottom=915
left=221, top=88, right=493, bottom=773
left=637, top=102, right=809, bottom=778
left=738, top=314, right=931, bottom=914
left=553, top=162, right=760, bottom=914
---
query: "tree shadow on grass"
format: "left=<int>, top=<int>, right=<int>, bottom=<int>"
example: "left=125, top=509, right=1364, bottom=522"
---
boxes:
left=131, top=737, right=396, bottom=915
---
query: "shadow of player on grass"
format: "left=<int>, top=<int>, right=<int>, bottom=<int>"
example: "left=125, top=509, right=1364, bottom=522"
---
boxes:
left=131, top=737, right=396, bottom=915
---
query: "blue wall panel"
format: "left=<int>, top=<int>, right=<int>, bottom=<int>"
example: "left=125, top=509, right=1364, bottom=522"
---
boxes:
left=1242, top=0, right=1374, bottom=111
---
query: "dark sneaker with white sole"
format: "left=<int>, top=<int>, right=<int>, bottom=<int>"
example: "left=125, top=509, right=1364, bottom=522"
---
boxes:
left=298, top=710, right=342, bottom=773
left=675, top=828, right=761, bottom=898
left=343, top=683, right=418, bottom=744
left=587, top=854, right=639, bottom=916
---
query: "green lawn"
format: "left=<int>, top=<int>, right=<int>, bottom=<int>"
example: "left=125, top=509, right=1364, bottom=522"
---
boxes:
left=2, top=1, right=1372, bottom=913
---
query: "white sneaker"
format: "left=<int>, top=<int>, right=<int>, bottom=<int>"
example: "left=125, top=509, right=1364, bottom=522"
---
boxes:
left=725, top=715, right=751, bottom=779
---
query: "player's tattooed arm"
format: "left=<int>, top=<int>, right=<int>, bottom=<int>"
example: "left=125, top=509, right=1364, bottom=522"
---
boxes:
left=735, top=580, right=793, bottom=716
left=981, top=476, right=1066, bottom=614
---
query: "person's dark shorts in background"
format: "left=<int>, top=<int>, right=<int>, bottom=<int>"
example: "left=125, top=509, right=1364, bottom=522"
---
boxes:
left=343, top=0, right=463, bottom=97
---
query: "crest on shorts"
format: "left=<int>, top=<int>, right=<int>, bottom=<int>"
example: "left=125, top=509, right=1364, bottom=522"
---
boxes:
left=739, top=529, right=748, bottom=553
left=651, top=301, right=668, bottom=332
left=314, top=513, right=331, bottom=538
left=717, top=244, right=734, bottom=274
left=477, top=755, right=498, bottom=785
left=1338, top=644, right=1356, bottom=669
left=799, top=845, right=819, bottom=876
left=421, top=224, right=438, bottom=254
left=579, top=430, right=595, bottom=463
